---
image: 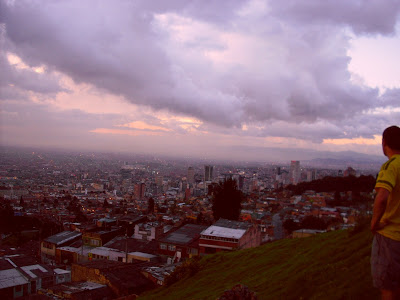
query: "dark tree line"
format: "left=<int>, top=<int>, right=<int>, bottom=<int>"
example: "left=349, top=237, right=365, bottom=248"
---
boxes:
left=284, top=175, right=376, bottom=195
left=0, top=199, right=62, bottom=244
left=283, top=215, right=341, bottom=233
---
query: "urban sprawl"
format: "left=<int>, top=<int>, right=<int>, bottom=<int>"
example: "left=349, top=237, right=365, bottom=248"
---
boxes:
left=0, top=148, right=377, bottom=298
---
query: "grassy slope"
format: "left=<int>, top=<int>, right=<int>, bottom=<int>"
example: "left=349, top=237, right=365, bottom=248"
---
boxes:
left=139, top=228, right=378, bottom=300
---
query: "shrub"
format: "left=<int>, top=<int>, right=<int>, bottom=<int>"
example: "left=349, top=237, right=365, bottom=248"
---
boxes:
left=165, top=256, right=202, bottom=286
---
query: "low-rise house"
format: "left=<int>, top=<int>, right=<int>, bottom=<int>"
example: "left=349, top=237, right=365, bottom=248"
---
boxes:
left=133, top=222, right=164, bottom=241
left=41, top=231, right=82, bottom=264
left=0, top=268, right=29, bottom=299
left=56, top=245, right=92, bottom=265
left=117, top=215, right=147, bottom=236
left=54, top=268, right=71, bottom=284
left=72, top=260, right=156, bottom=297
left=128, top=252, right=158, bottom=263
left=199, top=219, right=261, bottom=254
left=88, top=246, right=159, bottom=263
left=158, top=224, right=208, bottom=263
left=141, top=264, right=177, bottom=286
left=96, top=217, right=117, bottom=228
left=0, top=255, right=60, bottom=298
left=104, top=237, right=160, bottom=263
left=39, top=281, right=114, bottom=300
left=82, top=228, right=122, bottom=248
left=89, top=246, right=126, bottom=262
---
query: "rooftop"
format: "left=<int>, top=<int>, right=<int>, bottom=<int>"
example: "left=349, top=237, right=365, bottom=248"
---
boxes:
left=160, top=224, right=208, bottom=246
left=42, top=280, right=114, bottom=299
left=201, top=226, right=246, bottom=239
left=104, top=237, right=159, bottom=255
left=20, top=264, right=49, bottom=279
left=44, top=231, right=82, bottom=246
left=0, top=268, right=29, bottom=289
left=214, top=219, right=253, bottom=230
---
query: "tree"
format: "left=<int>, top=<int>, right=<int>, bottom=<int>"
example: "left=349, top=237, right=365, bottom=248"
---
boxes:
left=334, top=190, right=341, bottom=202
left=147, top=197, right=155, bottom=214
left=19, top=196, right=24, bottom=207
left=196, top=212, right=204, bottom=225
left=0, top=201, right=14, bottom=233
left=53, top=197, right=59, bottom=208
left=212, top=178, right=244, bottom=221
left=103, top=198, right=110, bottom=208
left=300, top=216, right=327, bottom=230
left=67, top=197, right=79, bottom=213
left=283, top=219, right=298, bottom=234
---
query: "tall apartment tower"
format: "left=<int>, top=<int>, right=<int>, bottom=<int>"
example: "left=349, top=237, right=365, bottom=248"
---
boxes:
left=155, top=175, right=163, bottom=187
left=307, top=170, right=316, bottom=182
left=187, top=167, right=195, bottom=184
left=204, top=165, right=213, bottom=182
left=134, top=182, right=146, bottom=200
left=289, top=161, right=301, bottom=185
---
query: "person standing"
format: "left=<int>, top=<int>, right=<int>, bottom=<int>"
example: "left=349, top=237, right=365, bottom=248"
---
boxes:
left=371, top=125, right=400, bottom=300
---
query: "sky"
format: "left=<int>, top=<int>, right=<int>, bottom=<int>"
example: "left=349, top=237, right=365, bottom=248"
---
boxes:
left=1, top=0, right=400, bottom=162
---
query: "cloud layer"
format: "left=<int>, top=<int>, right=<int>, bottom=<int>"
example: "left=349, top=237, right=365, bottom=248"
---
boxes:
left=1, top=0, right=399, bottom=159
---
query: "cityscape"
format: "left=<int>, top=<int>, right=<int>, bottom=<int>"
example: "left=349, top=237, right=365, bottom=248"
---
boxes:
left=0, top=146, right=377, bottom=298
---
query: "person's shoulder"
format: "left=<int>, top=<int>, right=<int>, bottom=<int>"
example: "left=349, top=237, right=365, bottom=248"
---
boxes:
left=382, top=155, right=400, bottom=170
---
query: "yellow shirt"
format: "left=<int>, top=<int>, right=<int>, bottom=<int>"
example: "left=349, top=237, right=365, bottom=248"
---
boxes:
left=375, top=154, right=400, bottom=241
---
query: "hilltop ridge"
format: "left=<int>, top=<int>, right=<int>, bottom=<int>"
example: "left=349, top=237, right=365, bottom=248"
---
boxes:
left=139, top=227, right=378, bottom=299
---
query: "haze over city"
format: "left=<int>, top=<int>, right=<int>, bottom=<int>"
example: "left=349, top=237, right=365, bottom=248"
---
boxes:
left=1, top=0, right=399, bottom=162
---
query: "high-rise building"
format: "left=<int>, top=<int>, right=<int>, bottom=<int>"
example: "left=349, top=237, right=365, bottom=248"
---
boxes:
left=134, top=182, right=146, bottom=200
left=289, top=161, right=301, bottom=185
left=187, top=167, right=195, bottom=185
left=306, top=170, right=316, bottom=182
left=232, top=174, right=244, bottom=191
left=204, top=165, right=213, bottom=182
left=155, top=175, right=163, bottom=187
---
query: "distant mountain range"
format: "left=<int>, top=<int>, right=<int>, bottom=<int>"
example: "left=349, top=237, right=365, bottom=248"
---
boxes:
left=230, top=145, right=385, bottom=170
left=302, top=151, right=385, bottom=170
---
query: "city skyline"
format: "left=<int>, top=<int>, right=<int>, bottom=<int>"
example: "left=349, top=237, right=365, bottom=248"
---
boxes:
left=1, top=1, right=399, bottom=161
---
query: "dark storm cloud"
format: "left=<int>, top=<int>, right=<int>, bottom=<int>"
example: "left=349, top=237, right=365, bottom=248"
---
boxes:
left=1, top=0, right=399, bottom=143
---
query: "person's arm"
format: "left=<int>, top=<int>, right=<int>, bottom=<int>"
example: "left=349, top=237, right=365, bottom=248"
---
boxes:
left=370, top=187, right=390, bottom=233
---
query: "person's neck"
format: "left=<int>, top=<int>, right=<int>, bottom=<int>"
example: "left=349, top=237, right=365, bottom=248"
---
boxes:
left=387, top=150, right=400, bottom=159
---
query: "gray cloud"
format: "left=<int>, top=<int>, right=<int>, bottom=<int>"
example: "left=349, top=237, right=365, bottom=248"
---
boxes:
left=269, top=0, right=400, bottom=35
left=1, top=0, right=399, bottom=145
left=0, top=28, right=66, bottom=100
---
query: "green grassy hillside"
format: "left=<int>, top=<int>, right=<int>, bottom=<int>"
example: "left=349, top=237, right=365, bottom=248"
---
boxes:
left=139, top=227, right=379, bottom=300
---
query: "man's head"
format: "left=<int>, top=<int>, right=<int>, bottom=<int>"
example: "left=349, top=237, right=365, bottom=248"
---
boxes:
left=382, top=125, right=400, bottom=156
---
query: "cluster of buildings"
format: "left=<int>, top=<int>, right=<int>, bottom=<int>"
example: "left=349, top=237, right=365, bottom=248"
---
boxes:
left=1, top=217, right=262, bottom=298
left=0, top=149, right=375, bottom=298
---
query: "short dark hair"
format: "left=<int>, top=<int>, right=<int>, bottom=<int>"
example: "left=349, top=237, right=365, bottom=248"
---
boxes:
left=383, top=126, right=400, bottom=151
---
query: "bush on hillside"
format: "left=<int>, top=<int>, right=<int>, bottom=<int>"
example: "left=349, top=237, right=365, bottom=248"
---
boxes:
left=165, top=256, right=202, bottom=286
left=348, top=214, right=371, bottom=237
